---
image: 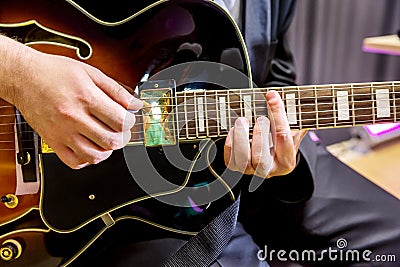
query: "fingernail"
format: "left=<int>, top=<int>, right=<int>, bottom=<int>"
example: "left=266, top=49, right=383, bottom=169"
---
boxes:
left=128, top=97, right=143, bottom=110
left=235, top=118, right=248, bottom=127
left=266, top=91, right=279, bottom=104
left=257, top=116, right=268, bottom=124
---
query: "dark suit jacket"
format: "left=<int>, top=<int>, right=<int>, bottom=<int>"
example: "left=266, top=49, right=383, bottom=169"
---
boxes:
left=239, top=0, right=314, bottom=205
left=238, top=0, right=316, bottom=249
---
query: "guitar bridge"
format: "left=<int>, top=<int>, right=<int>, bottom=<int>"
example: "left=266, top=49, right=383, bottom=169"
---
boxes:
left=140, top=80, right=176, bottom=147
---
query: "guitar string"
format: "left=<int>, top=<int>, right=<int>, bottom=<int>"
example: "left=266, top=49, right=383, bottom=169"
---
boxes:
left=0, top=82, right=398, bottom=111
left=1, top=98, right=395, bottom=124
left=0, top=84, right=398, bottom=142
left=0, top=104, right=398, bottom=130
left=0, top=106, right=398, bottom=131
left=0, top=99, right=394, bottom=124
left=0, top=94, right=397, bottom=117
left=0, top=115, right=397, bottom=150
left=1, top=111, right=395, bottom=138
left=0, top=82, right=397, bottom=111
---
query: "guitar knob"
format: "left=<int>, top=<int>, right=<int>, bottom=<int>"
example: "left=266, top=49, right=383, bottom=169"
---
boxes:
left=1, top=194, right=18, bottom=209
left=0, top=239, right=22, bottom=261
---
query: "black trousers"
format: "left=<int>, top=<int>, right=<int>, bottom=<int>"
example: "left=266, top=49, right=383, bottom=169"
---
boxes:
left=70, top=222, right=266, bottom=267
left=241, top=133, right=400, bottom=267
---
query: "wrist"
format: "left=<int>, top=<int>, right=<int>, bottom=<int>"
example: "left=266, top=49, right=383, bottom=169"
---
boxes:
left=0, top=35, right=37, bottom=107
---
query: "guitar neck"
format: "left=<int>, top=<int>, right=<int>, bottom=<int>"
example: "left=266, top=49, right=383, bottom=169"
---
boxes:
left=131, top=81, right=400, bottom=144
left=269, top=81, right=400, bottom=130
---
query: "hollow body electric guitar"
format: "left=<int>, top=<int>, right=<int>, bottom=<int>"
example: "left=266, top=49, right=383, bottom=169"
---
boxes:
left=0, top=0, right=400, bottom=265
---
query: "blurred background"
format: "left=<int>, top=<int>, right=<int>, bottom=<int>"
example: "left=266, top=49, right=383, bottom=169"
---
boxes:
left=287, top=0, right=400, bottom=145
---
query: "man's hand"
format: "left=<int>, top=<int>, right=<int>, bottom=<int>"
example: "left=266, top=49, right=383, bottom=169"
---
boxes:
left=224, top=90, right=307, bottom=178
left=1, top=38, right=142, bottom=169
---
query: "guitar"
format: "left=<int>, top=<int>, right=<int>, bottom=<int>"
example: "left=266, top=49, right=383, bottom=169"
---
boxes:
left=0, top=0, right=400, bottom=265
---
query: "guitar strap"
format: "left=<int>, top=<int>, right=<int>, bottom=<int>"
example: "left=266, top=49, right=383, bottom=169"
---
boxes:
left=162, top=195, right=240, bottom=267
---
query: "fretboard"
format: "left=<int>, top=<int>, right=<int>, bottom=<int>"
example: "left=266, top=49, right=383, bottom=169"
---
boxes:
left=173, top=81, right=400, bottom=140
left=130, top=81, right=400, bottom=144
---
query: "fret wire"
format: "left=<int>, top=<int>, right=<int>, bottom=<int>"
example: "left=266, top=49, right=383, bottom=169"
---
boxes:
left=314, top=86, right=319, bottom=129
left=175, top=92, right=179, bottom=140
left=371, top=83, right=375, bottom=124
left=243, top=93, right=253, bottom=127
left=297, top=86, right=302, bottom=129
left=219, top=93, right=228, bottom=131
left=227, top=90, right=232, bottom=130
left=396, top=82, right=399, bottom=122
left=215, top=91, right=220, bottom=136
left=204, top=91, right=209, bottom=138
left=184, top=91, right=189, bottom=139
left=252, top=87, right=257, bottom=122
left=349, top=84, right=354, bottom=126
left=392, top=82, right=397, bottom=122
left=239, top=89, right=244, bottom=118
left=194, top=91, right=199, bottom=138
left=331, top=85, right=336, bottom=127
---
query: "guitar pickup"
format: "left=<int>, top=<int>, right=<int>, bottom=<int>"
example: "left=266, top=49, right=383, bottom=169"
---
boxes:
left=140, top=80, right=176, bottom=147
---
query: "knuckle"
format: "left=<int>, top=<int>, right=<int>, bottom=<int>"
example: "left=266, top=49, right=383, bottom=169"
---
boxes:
left=105, top=134, right=123, bottom=150
left=275, top=127, right=290, bottom=137
left=70, top=161, right=88, bottom=170
left=280, top=158, right=297, bottom=175
left=114, top=117, right=125, bottom=132
left=257, top=161, right=270, bottom=171
left=63, top=155, right=89, bottom=170
left=113, top=84, right=126, bottom=96
left=69, top=164, right=81, bottom=170
left=87, top=150, right=112, bottom=165
left=58, top=104, right=78, bottom=121
left=269, top=100, right=284, bottom=112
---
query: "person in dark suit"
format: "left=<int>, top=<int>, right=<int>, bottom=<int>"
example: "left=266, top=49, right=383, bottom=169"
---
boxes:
left=232, top=1, right=400, bottom=266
